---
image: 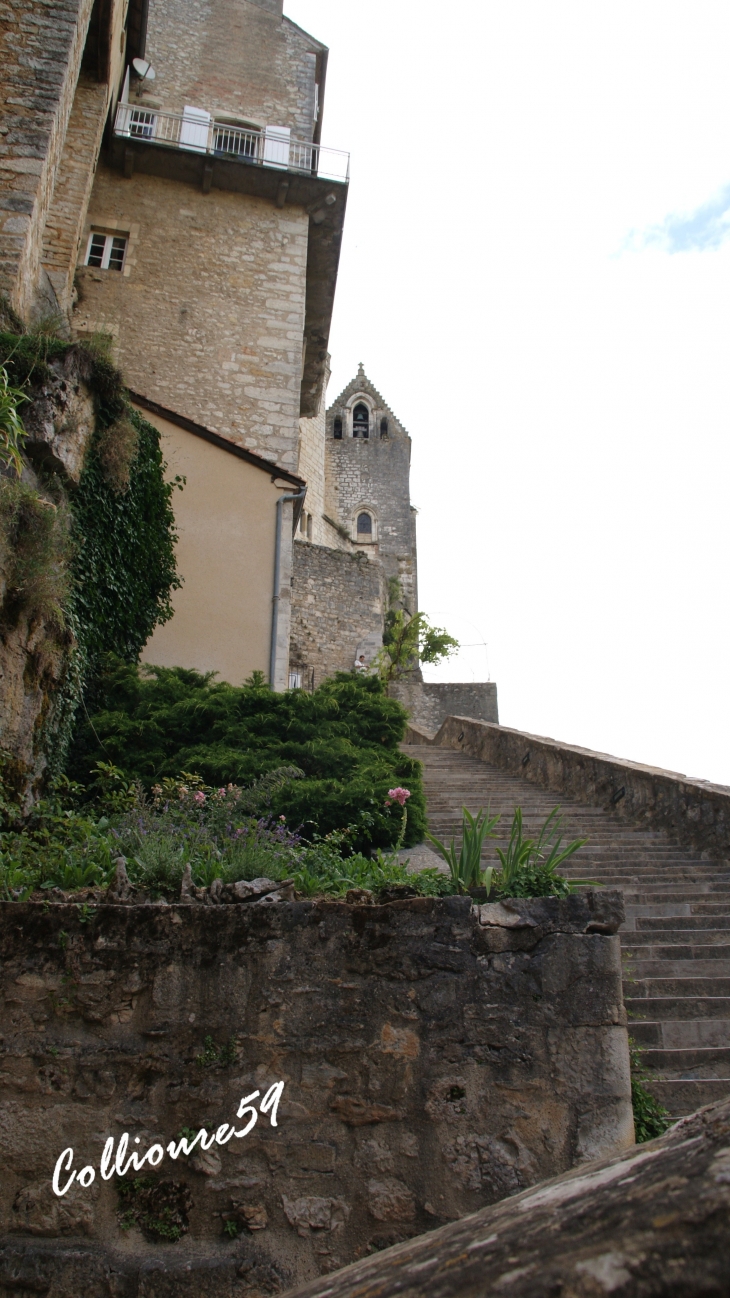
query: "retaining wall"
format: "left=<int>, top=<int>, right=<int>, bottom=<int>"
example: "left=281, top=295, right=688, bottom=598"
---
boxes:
left=0, top=891, right=631, bottom=1294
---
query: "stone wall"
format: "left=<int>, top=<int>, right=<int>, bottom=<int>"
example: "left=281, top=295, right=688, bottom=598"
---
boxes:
left=41, top=74, right=108, bottom=314
left=290, top=541, right=384, bottom=684
left=390, top=680, right=499, bottom=733
left=75, top=168, right=309, bottom=472
left=324, top=370, right=417, bottom=615
left=0, top=0, right=94, bottom=318
left=0, top=890, right=632, bottom=1295
left=144, top=0, right=324, bottom=143
left=409, top=714, right=730, bottom=861
left=283, top=1096, right=730, bottom=1298
left=297, top=366, right=328, bottom=548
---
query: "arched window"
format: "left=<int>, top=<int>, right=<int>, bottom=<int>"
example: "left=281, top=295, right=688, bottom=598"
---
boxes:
left=333, top=416, right=342, bottom=439
left=352, top=403, right=369, bottom=438
left=380, top=417, right=388, bottom=438
left=357, top=512, right=373, bottom=537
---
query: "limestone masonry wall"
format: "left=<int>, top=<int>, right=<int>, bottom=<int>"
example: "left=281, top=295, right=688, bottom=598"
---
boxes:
left=290, top=541, right=384, bottom=683
left=144, top=0, right=323, bottom=142
left=390, top=680, right=499, bottom=733
left=0, top=891, right=631, bottom=1295
left=0, top=0, right=94, bottom=318
left=75, top=168, right=309, bottom=471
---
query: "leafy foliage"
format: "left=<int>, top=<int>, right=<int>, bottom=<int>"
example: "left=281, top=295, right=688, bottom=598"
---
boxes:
left=495, top=807, right=591, bottom=898
left=375, top=578, right=458, bottom=683
left=630, top=1039, right=672, bottom=1143
left=69, top=409, right=181, bottom=669
left=426, top=807, right=500, bottom=892
left=428, top=803, right=593, bottom=898
left=67, top=663, right=425, bottom=851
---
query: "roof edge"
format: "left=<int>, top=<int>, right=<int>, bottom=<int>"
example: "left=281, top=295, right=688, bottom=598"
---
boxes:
left=130, top=392, right=305, bottom=487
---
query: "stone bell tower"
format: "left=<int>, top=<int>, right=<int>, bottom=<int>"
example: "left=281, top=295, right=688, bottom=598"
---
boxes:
left=289, top=364, right=417, bottom=687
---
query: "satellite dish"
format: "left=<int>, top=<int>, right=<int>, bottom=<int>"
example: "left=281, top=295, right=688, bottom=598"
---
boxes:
left=132, top=58, right=155, bottom=81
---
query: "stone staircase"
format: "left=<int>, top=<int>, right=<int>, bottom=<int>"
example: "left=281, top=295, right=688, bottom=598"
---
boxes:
left=406, top=742, right=730, bottom=1118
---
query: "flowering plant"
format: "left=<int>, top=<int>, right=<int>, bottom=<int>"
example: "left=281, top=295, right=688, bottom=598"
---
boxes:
left=385, top=787, right=411, bottom=850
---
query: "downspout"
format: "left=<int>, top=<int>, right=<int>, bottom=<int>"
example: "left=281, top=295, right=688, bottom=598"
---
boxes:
left=270, top=485, right=306, bottom=689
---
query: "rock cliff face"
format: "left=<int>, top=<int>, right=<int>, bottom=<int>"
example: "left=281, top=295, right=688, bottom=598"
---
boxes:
left=0, top=891, right=632, bottom=1295
left=0, top=349, right=95, bottom=803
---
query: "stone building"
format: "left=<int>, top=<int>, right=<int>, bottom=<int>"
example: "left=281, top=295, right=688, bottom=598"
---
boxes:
left=290, top=365, right=498, bottom=730
left=290, top=363, right=417, bottom=687
left=0, top=0, right=496, bottom=724
left=1, top=0, right=348, bottom=690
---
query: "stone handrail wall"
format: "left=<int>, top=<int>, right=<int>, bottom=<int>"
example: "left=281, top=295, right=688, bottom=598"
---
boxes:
left=0, top=892, right=630, bottom=1295
left=405, top=716, right=730, bottom=859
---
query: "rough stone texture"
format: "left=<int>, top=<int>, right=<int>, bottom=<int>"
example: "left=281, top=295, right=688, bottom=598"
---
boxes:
left=0, top=892, right=631, bottom=1293
left=0, top=0, right=95, bottom=318
left=324, top=366, right=418, bottom=616
left=40, top=74, right=108, bottom=314
left=144, top=0, right=324, bottom=144
left=283, top=1096, right=730, bottom=1298
left=20, top=347, right=96, bottom=483
left=290, top=541, right=385, bottom=684
left=390, top=680, right=499, bottom=733
left=0, top=359, right=95, bottom=805
left=410, top=715, right=730, bottom=861
left=0, top=582, right=72, bottom=808
left=75, top=166, right=310, bottom=473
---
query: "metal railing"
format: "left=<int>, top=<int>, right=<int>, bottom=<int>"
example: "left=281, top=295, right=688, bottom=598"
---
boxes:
left=114, top=103, right=349, bottom=184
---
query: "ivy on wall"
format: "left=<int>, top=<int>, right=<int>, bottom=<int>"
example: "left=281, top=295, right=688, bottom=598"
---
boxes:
left=70, top=409, right=181, bottom=669
left=0, top=321, right=182, bottom=786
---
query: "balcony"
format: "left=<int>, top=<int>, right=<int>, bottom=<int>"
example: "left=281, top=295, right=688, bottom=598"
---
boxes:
left=109, top=102, right=349, bottom=419
left=114, top=103, right=350, bottom=184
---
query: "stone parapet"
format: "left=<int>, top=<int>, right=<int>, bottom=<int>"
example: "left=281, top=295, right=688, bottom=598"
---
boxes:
left=407, top=715, right=730, bottom=860
left=390, top=680, right=499, bottom=732
left=0, top=891, right=631, bottom=1293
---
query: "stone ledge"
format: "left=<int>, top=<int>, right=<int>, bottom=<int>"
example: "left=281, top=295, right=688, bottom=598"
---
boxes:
left=407, top=715, right=730, bottom=859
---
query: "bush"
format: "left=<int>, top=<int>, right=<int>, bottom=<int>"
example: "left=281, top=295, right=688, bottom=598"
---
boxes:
left=67, top=662, right=425, bottom=852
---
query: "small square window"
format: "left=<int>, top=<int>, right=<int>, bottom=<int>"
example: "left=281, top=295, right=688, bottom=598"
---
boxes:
left=85, top=232, right=128, bottom=271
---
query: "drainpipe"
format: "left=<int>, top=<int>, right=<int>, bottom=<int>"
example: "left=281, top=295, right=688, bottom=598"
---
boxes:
left=270, top=485, right=306, bottom=689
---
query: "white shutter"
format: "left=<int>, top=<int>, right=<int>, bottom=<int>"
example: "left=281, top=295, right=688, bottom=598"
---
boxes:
left=180, top=106, right=211, bottom=152
left=263, top=125, right=291, bottom=169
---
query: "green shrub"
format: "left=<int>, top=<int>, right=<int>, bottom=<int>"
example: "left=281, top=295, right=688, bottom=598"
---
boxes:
left=68, top=663, right=425, bottom=851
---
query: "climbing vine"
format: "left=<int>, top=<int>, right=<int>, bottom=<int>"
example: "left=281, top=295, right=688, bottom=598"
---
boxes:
left=0, top=322, right=182, bottom=788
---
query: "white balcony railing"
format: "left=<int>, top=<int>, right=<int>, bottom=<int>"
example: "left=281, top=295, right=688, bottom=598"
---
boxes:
left=114, top=103, right=350, bottom=184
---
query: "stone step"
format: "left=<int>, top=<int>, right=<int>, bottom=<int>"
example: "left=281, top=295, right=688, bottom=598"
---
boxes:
left=625, top=994, right=730, bottom=1020
left=625, top=959, right=730, bottom=978
left=415, top=744, right=730, bottom=1109
left=634, top=915, right=730, bottom=931
left=630, top=1018, right=730, bottom=1050
left=640, top=1046, right=730, bottom=1078
left=623, top=943, right=730, bottom=962
left=627, top=977, right=730, bottom=998
left=622, top=933, right=730, bottom=949
left=640, top=1077, right=730, bottom=1115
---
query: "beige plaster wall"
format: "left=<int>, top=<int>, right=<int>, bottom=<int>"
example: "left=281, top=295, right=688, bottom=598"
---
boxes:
left=75, top=167, right=308, bottom=472
left=139, top=409, right=280, bottom=686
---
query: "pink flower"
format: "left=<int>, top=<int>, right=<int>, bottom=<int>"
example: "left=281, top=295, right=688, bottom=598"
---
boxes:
left=192, top=790, right=206, bottom=805
left=217, top=788, right=226, bottom=797
left=385, top=787, right=411, bottom=807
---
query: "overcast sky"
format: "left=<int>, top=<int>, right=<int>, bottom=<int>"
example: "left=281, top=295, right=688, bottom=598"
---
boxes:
left=285, top=0, right=730, bottom=785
